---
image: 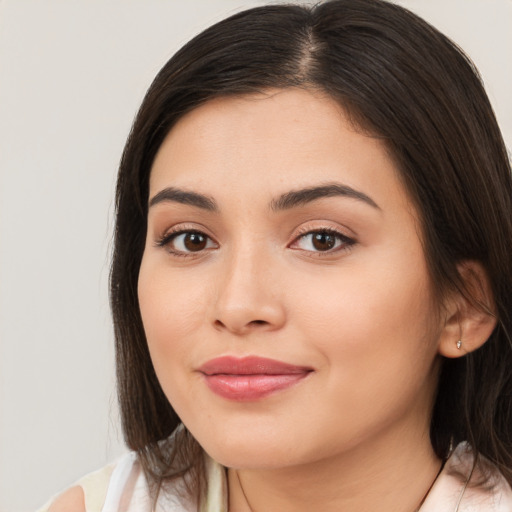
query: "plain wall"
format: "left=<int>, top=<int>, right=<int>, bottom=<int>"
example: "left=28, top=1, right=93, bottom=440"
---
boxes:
left=0, top=1, right=510, bottom=510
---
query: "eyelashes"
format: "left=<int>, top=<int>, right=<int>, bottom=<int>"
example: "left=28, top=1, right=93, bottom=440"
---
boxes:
left=289, top=228, right=355, bottom=254
left=155, top=225, right=356, bottom=258
left=156, top=229, right=218, bottom=257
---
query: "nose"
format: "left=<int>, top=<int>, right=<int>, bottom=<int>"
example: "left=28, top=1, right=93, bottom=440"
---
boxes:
left=212, top=249, right=286, bottom=335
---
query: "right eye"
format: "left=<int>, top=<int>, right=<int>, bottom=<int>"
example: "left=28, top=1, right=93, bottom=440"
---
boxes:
left=157, top=230, right=217, bottom=255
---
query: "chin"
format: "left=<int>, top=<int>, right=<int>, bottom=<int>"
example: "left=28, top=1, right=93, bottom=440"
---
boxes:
left=198, top=433, right=306, bottom=470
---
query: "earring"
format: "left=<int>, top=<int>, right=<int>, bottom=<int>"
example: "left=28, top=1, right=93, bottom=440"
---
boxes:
left=456, top=340, right=462, bottom=350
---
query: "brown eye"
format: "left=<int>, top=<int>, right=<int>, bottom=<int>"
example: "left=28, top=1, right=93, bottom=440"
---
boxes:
left=311, top=232, right=336, bottom=251
left=183, top=232, right=207, bottom=251
left=292, top=229, right=354, bottom=253
left=160, top=230, right=216, bottom=254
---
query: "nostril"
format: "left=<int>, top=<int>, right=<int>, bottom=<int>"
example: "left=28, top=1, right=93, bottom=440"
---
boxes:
left=213, top=318, right=268, bottom=332
left=214, top=319, right=226, bottom=329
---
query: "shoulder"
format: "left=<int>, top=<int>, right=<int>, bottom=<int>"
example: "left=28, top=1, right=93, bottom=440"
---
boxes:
left=421, top=443, right=512, bottom=512
left=37, top=449, right=227, bottom=512
left=453, top=443, right=512, bottom=511
left=46, top=486, right=85, bottom=512
left=36, top=457, right=125, bottom=512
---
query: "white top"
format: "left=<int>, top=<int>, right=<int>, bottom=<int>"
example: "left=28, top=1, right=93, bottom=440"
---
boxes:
left=38, top=443, right=512, bottom=511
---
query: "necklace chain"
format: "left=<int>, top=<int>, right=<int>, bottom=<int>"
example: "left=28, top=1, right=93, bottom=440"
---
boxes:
left=236, top=470, right=254, bottom=512
left=235, top=460, right=454, bottom=512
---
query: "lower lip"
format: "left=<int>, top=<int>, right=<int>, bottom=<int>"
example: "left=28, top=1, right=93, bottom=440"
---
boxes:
left=203, top=373, right=310, bottom=401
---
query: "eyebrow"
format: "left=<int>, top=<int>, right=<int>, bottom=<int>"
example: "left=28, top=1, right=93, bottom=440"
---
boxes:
left=148, top=182, right=379, bottom=213
left=270, top=183, right=380, bottom=211
left=149, top=187, right=218, bottom=211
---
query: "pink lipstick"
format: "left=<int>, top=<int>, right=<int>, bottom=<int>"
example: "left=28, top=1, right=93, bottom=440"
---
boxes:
left=197, top=356, right=313, bottom=401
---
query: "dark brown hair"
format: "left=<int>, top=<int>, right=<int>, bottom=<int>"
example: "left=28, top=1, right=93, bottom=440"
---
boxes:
left=110, top=0, right=512, bottom=498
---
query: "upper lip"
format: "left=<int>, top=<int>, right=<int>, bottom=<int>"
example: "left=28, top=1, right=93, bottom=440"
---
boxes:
left=198, top=356, right=313, bottom=375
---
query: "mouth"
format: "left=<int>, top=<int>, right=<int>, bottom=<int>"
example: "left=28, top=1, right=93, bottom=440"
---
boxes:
left=197, top=356, right=314, bottom=401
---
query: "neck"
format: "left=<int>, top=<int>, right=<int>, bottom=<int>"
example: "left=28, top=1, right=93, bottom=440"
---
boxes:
left=227, top=427, right=441, bottom=512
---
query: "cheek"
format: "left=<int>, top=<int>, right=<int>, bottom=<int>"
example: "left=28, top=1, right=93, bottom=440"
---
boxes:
left=289, top=258, right=439, bottom=443
left=137, top=259, right=213, bottom=420
left=137, top=258, right=208, bottom=368
left=293, top=247, right=438, bottom=369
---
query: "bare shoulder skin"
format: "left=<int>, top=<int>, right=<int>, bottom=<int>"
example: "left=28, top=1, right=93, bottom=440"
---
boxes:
left=47, top=486, right=86, bottom=512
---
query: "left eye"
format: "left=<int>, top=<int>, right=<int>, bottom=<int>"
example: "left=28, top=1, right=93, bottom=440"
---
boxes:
left=162, top=231, right=217, bottom=253
left=293, top=230, right=352, bottom=252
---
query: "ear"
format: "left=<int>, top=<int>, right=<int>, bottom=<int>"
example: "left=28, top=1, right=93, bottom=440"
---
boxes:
left=437, top=261, right=497, bottom=358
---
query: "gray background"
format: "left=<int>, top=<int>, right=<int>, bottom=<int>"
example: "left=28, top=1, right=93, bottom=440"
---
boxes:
left=0, top=1, right=510, bottom=510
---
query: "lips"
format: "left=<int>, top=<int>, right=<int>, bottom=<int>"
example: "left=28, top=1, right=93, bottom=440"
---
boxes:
left=197, top=356, right=313, bottom=401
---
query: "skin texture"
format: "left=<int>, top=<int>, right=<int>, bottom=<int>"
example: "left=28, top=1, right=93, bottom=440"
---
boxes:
left=137, top=88, right=493, bottom=512
left=48, top=486, right=85, bottom=512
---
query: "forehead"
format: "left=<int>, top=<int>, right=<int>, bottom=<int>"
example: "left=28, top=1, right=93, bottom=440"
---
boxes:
left=149, top=88, right=411, bottom=216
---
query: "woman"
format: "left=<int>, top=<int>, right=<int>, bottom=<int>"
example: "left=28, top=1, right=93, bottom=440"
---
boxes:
left=41, top=0, right=512, bottom=510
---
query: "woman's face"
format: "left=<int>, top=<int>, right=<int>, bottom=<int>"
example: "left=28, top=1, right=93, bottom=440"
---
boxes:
left=138, top=88, right=444, bottom=469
